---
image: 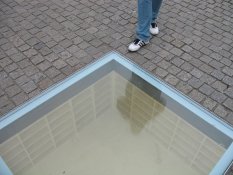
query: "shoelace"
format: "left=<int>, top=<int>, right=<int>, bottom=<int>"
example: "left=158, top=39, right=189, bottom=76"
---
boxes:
left=133, top=39, right=145, bottom=46
left=133, top=38, right=140, bottom=44
left=151, top=22, right=157, bottom=28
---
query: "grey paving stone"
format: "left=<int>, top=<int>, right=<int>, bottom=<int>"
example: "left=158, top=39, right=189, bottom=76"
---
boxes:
left=59, top=39, right=73, bottom=48
left=177, top=71, right=192, bottom=81
left=169, top=47, right=184, bottom=56
left=43, top=53, right=58, bottom=62
left=220, top=57, right=232, bottom=66
left=37, top=60, right=52, bottom=71
left=15, top=74, right=31, bottom=86
left=33, top=42, right=46, bottom=50
left=23, top=48, right=38, bottom=58
left=58, top=51, right=72, bottom=60
left=31, top=54, right=44, bottom=65
left=9, top=68, right=24, bottom=79
left=214, top=105, right=228, bottom=118
left=153, top=67, right=168, bottom=78
left=73, top=50, right=87, bottom=58
left=0, top=57, right=12, bottom=67
left=223, top=76, right=233, bottom=86
left=157, top=60, right=171, bottom=69
left=90, top=39, right=103, bottom=47
left=53, top=73, right=66, bottom=83
left=199, top=84, right=215, bottom=96
left=190, top=68, right=203, bottom=78
left=224, top=113, right=233, bottom=127
left=21, top=81, right=37, bottom=93
left=45, top=40, right=57, bottom=48
left=0, top=72, right=14, bottom=89
left=167, top=65, right=181, bottom=75
left=171, top=39, right=184, bottom=48
left=200, top=74, right=216, bottom=85
left=211, top=91, right=227, bottom=103
left=4, top=62, right=18, bottom=73
left=38, top=77, right=53, bottom=90
left=143, top=51, right=156, bottom=60
left=61, top=65, right=76, bottom=76
left=222, top=67, right=233, bottom=77
left=165, top=74, right=179, bottom=86
left=211, top=70, right=225, bottom=80
left=176, top=81, right=193, bottom=94
left=209, top=60, right=224, bottom=70
left=199, top=64, right=214, bottom=74
left=180, top=62, right=194, bottom=72
left=203, top=97, right=217, bottom=111
left=26, top=37, right=40, bottom=46
left=51, top=44, right=65, bottom=53
left=188, top=77, right=204, bottom=89
left=225, top=87, right=233, bottom=98
left=211, top=80, right=227, bottom=93
left=1, top=42, right=13, bottom=51
left=142, top=61, right=156, bottom=72
left=0, top=38, right=8, bottom=46
left=128, top=54, right=148, bottom=65
left=181, top=45, right=193, bottom=53
left=39, top=46, right=52, bottom=56
left=12, top=92, right=29, bottom=105
left=189, top=89, right=206, bottom=103
left=10, top=52, right=26, bottom=63
left=5, top=47, right=18, bottom=56
left=18, top=44, right=31, bottom=52
left=53, top=59, right=67, bottom=69
left=45, top=67, right=61, bottom=79
left=5, top=85, right=21, bottom=97
left=171, top=57, right=184, bottom=67
left=223, top=98, right=233, bottom=111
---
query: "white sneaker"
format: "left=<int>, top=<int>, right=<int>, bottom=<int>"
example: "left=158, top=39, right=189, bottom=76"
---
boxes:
left=150, top=22, right=159, bottom=35
left=128, top=38, right=149, bottom=52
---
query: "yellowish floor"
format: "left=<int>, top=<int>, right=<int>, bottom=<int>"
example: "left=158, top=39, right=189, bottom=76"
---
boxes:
left=20, top=109, right=199, bottom=175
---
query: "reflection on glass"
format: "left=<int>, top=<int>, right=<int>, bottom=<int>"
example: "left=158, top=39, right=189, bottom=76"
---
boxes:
left=0, top=72, right=225, bottom=175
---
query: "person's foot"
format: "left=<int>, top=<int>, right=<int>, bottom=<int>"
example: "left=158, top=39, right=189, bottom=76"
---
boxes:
left=128, top=38, right=149, bottom=52
left=150, top=22, right=159, bottom=35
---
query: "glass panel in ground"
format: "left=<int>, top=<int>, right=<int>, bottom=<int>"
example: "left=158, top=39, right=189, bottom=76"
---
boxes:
left=0, top=71, right=226, bottom=175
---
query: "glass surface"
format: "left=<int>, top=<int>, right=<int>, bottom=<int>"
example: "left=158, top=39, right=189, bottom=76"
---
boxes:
left=0, top=71, right=228, bottom=175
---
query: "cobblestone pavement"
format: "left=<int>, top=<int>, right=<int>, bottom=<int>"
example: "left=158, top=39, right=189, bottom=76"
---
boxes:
left=0, top=0, right=233, bottom=173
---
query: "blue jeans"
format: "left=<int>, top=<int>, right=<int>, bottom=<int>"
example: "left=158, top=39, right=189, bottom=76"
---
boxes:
left=136, top=0, right=163, bottom=42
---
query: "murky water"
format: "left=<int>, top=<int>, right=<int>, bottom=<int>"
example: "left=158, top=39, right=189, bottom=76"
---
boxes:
left=0, top=72, right=225, bottom=175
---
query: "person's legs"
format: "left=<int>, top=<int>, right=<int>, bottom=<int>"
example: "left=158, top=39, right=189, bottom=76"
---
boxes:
left=151, top=0, right=163, bottom=22
left=128, top=0, right=163, bottom=52
left=136, top=0, right=152, bottom=42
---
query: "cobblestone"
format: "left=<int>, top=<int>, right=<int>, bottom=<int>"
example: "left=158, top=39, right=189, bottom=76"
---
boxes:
left=214, top=105, right=228, bottom=118
left=12, top=92, right=29, bottom=105
left=199, top=84, right=215, bottom=96
left=212, top=80, right=228, bottom=93
left=153, top=67, right=168, bottom=78
left=223, top=76, right=233, bottom=86
left=211, top=91, right=227, bottom=103
left=165, top=74, right=179, bottom=86
left=1, top=0, right=233, bottom=172
left=223, top=98, right=233, bottom=111
left=203, top=98, right=217, bottom=111
left=5, top=85, right=21, bottom=97
left=45, top=67, right=60, bottom=79
left=177, top=71, right=192, bottom=82
left=176, top=82, right=193, bottom=94
left=189, top=89, right=205, bottom=103
left=21, top=81, right=37, bottom=93
left=188, top=77, right=204, bottom=89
